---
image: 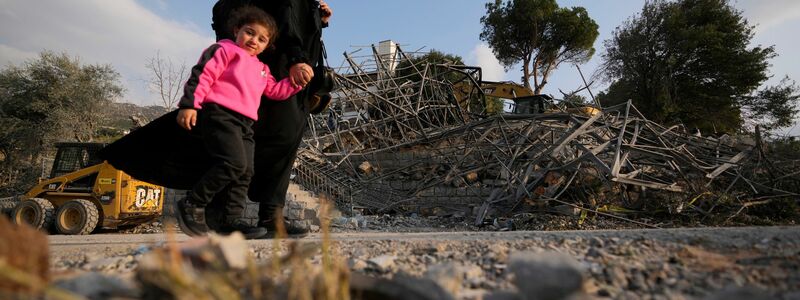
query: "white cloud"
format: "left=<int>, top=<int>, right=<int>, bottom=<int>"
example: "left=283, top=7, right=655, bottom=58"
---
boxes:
left=734, top=0, right=800, bottom=32
left=467, top=43, right=507, bottom=82
left=0, top=0, right=213, bottom=105
left=0, top=44, right=37, bottom=67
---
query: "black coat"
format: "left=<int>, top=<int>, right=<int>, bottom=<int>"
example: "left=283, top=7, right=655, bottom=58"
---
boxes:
left=98, top=110, right=211, bottom=190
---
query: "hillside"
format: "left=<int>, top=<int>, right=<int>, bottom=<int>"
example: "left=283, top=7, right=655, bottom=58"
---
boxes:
left=101, top=102, right=169, bottom=134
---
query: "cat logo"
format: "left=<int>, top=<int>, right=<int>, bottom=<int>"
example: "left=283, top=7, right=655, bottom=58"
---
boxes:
left=134, top=186, right=162, bottom=208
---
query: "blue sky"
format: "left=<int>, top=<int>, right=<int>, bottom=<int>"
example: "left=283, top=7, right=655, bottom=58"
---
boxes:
left=1, top=0, right=798, bottom=134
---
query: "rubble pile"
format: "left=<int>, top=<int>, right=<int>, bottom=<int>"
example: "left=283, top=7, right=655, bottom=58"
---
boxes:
left=294, top=45, right=799, bottom=225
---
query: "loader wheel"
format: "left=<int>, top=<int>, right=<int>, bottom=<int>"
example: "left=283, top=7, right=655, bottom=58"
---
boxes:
left=55, top=199, right=99, bottom=235
left=12, top=198, right=55, bottom=231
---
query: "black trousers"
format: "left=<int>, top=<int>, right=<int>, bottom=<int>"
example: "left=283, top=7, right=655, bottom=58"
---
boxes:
left=249, top=94, right=308, bottom=221
left=190, top=104, right=254, bottom=223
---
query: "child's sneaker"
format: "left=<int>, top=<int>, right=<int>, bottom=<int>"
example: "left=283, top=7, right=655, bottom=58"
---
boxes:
left=175, top=196, right=210, bottom=236
left=218, top=219, right=268, bottom=240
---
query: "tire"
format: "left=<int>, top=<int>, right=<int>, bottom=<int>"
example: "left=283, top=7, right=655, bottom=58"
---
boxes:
left=55, top=199, right=99, bottom=235
left=12, top=198, right=55, bottom=231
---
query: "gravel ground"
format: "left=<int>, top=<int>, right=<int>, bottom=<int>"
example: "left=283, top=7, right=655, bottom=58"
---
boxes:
left=47, top=225, right=800, bottom=299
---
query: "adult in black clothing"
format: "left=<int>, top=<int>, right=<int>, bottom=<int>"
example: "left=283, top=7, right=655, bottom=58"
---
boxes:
left=211, top=0, right=332, bottom=236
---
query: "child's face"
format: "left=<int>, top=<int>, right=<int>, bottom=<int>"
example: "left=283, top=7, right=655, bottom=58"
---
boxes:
left=234, top=23, right=270, bottom=56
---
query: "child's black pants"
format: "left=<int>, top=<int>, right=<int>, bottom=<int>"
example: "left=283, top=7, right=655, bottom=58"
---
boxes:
left=190, top=103, right=254, bottom=223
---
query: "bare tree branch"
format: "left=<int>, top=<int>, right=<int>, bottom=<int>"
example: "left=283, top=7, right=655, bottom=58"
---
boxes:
left=145, top=51, right=188, bottom=111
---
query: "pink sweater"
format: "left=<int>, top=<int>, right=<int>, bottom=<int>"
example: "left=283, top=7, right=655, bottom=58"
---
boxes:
left=178, top=39, right=301, bottom=120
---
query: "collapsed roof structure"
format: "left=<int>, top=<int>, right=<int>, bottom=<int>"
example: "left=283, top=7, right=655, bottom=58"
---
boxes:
left=293, top=41, right=798, bottom=225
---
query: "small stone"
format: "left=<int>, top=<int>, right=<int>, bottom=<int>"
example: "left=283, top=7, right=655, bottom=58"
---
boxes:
left=350, top=258, right=368, bottom=271
left=210, top=233, right=249, bottom=269
left=358, top=161, right=373, bottom=174
left=597, top=289, right=611, bottom=297
left=704, top=286, right=772, bottom=300
left=368, top=255, right=397, bottom=273
left=484, top=290, right=523, bottom=300
left=463, top=264, right=484, bottom=280
left=621, top=291, right=642, bottom=300
left=423, top=254, right=438, bottom=265
left=54, top=272, right=139, bottom=299
left=628, top=271, right=648, bottom=291
left=508, top=251, right=584, bottom=300
left=585, top=247, right=607, bottom=259
left=84, top=257, right=121, bottom=271
left=553, top=205, right=581, bottom=216
left=465, top=172, right=479, bottom=183
left=605, top=266, right=627, bottom=286
left=424, top=263, right=465, bottom=295
left=589, top=237, right=605, bottom=248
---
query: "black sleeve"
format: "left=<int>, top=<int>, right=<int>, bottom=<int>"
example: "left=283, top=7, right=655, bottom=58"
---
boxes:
left=178, top=44, right=223, bottom=109
left=274, top=1, right=309, bottom=66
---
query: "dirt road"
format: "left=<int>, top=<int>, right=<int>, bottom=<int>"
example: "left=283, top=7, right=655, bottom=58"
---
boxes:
left=47, top=226, right=800, bottom=299
left=49, top=226, right=799, bottom=250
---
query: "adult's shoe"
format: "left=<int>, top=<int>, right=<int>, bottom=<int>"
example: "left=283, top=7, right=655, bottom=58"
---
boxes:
left=258, top=217, right=310, bottom=238
left=217, top=219, right=268, bottom=239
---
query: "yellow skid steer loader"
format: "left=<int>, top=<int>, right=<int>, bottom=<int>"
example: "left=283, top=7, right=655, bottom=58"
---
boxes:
left=10, top=143, right=164, bottom=235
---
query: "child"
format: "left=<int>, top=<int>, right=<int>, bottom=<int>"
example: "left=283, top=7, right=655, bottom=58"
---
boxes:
left=174, top=6, right=303, bottom=239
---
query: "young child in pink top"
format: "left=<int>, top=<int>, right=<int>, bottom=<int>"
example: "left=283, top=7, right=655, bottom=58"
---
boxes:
left=174, top=6, right=302, bottom=239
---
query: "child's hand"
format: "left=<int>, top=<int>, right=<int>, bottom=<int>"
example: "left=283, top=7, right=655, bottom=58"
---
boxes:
left=177, top=108, right=197, bottom=130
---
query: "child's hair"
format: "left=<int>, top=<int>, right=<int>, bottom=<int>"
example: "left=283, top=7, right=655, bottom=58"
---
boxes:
left=227, top=6, right=279, bottom=47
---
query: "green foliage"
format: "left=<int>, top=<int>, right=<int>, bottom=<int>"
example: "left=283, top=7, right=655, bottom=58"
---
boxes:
left=485, top=96, right=505, bottom=115
left=769, top=136, right=800, bottom=160
left=741, top=77, right=800, bottom=130
left=561, top=93, right=587, bottom=105
left=0, top=51, right=123, bottom=194
left=599, top=0, right=797, bottom=134
left=480, top=0, right=599, bottom=93
left=395, top=49, right=465, bottom=84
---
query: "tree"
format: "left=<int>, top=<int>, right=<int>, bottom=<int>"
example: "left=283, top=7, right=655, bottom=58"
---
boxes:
left=0, top=51, right=123, bottom=194
left=146, top=51, right=188, bottom=111
left=480, top=0, right=599, bottom=94
left=741, top=77, right=800, bottom=131
left=599, top=0, right=798, bottom=133
left=396, top=49, right=465, bottom=83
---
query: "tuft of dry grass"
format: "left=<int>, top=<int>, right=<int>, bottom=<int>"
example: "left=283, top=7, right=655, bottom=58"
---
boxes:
left=0, top=215, right=82, bottom=300
left=0, top=215, right=49, bottom=295
left=0, top=196, right=353, bottom=300
left=136, top=196, right=351, bottom=300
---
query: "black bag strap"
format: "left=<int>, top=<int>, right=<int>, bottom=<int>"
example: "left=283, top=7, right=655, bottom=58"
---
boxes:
left=317, top=40, right=328, bottom=69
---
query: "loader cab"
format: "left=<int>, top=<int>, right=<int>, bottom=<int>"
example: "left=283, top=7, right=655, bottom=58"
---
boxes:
left=47, top=143, right=106, bottom=193
left=50, top=143, right=106, bottom=178
left=511, top=94, right=551, bottom=115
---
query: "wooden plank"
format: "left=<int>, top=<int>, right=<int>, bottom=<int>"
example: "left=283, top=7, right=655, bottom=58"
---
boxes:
left=549, top=110, right=604, bottom=158
left=611, top=177, right=684, bottom=192
left=706, top=150, right=750, bottom=179
left=611, top=101, right=632, bottom=176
